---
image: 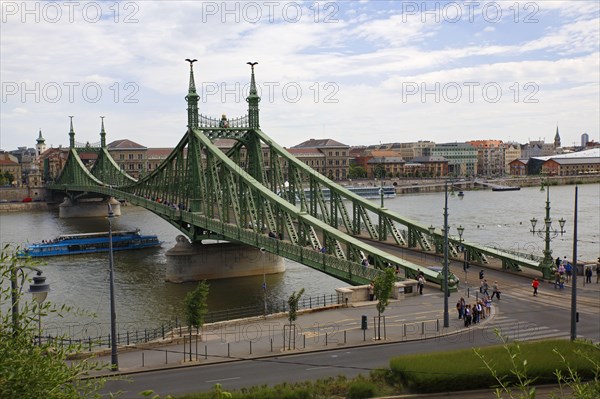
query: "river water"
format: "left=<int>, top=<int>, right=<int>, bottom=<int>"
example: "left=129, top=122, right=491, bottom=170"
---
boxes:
left=1, top=183, right=598, bottom=336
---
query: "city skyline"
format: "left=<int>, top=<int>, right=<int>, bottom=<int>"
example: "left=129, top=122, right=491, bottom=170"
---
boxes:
left=1, top=1, right=599, bottom=151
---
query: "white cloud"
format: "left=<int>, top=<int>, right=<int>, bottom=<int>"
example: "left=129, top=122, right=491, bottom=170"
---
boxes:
left=1, top=0, right=598, bottom=151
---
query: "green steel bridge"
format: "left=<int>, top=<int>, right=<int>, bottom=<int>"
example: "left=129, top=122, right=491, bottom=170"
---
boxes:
left=47, top=61, right=549, bottom=289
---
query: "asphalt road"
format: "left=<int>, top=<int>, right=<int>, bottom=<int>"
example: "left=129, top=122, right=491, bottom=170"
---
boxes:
left=102, top=262, right=599, bottom=398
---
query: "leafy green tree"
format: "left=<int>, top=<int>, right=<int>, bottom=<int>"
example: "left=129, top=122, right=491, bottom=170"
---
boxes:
left=0, top=245, right=108, bottom=398
left=373, top=165, right=386, bottom=179
left=183, top=280, right=209, bottom=361
left=286, top=288, right=305, bottom=349
left=373, top=268, right=396, bottom=340
left=349, top=165, right=367, bottom=179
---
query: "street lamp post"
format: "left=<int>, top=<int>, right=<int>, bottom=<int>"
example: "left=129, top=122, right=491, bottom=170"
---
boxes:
left=29, top=273, right=50, bottom=345
left=10, top=266, right=51, bottom=340
left=108, top=205, right=119, bottom=371
left=530, top=184, right=566, bottom=279
left=457, top=225, right=467, bottom=286
left=442, top=181, right=449, bottom=328
left=570, top=186, right=578, bottom=341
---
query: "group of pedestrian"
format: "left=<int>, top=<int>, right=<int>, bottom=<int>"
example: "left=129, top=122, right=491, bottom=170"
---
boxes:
left=456, top=296, right=490, bottom=327
left=479, top=272, right=500, bottom=301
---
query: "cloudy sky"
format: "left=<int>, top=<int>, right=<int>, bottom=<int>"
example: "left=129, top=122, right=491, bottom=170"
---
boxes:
left=1, top=0, right=598, bottom=151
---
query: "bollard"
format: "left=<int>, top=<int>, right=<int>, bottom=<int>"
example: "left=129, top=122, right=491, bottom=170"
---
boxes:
left=142, top=351, right=145, bottom=367
left=127, top=331, right=130, bottom=346
left=325, top=332, right=328, bottom=346
left=421, top=321, right=424, bottom=335
left=344, top=330, right=347, bottom=344
left=303, top=334, right=306, bottom=348
left=250, top=341, right=252, bottom=355
left=403, top=324, right=406, bottom=337
left=437, top=319, right=439, bottom=332
left=468, top=287, right=470, bottom=298
left=205, top=345, right=207, bottom=359
left=270, top=338, right=273, bottom=352
left=165, top=349, right=168, bottom=364
left=228, top=343, right=230, bottom=357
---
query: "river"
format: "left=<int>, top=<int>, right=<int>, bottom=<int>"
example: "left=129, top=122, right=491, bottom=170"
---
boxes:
left=1, top=183, right=598, bottom=337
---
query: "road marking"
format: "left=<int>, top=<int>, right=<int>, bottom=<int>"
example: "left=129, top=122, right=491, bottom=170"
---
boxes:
left=205, top=377, right=240, bottom=383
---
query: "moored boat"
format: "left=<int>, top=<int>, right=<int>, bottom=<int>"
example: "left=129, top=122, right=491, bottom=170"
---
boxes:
left=18, top=230, right=161, bottom=258
left=304, top=186, right=396, bottom=200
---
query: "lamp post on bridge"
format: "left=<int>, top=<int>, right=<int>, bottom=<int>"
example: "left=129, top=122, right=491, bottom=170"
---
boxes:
left=529, top=184, right=566, bottom=280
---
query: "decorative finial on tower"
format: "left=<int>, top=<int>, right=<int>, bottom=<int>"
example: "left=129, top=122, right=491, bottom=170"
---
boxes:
left=68, top=116, right=75, bottom=148
left=185, top=58, right=199, bottom=129
left=246, top=62, right=260, bottom=129
left=100, top=116, right=106, bottom=148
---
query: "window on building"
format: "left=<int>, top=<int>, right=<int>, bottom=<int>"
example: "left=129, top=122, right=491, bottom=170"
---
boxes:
left=128, top=154, right=134, bottom=160
left=119, top=154, right=124, bottom=160
left=138, top=154, right=143, bottom=160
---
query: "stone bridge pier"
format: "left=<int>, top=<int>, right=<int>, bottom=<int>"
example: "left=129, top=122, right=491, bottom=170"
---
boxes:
left=58, top=196, right=121, bottom=218
left=165, top=236, right=286, bottom=282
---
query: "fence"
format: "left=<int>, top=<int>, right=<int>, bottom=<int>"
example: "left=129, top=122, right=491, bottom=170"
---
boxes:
left=39, top=292, right=343, bottom=351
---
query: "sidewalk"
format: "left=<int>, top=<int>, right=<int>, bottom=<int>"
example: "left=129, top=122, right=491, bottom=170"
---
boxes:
left=86, top=289, right=493, bottom=376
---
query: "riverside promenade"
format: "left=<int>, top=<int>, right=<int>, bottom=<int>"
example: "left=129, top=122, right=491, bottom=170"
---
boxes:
left=89, top=287, right=490, bottom=375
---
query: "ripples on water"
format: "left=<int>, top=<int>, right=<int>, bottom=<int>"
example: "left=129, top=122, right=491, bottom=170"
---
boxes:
left=1, top=183, right=598, bottom=335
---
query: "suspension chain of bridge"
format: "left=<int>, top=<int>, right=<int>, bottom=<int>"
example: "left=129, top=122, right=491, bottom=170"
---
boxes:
left=47, top=61, right=548, bottom=288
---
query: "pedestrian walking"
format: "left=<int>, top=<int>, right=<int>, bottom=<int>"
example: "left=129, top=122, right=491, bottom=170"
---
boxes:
left=417, top=275, right=425, bottom=295
left=585, top=267, right=592, bottom=284
left=484, top=295, right=492, bottom=316
left=565, top=261, right=572, bottom=283
left=532, top=278, right=539, bottom=296
left=456, top=298, right=464, bottom=320
left=492, top=281, right=501, bottom=300
left=479, top=270, right=485, bottom=280
left=596, top=259, right=600, bottom=284
left=481, top=279, right=489, bottom=296
left=554, top=271, right=561, bottom=289
left=368, top=281, right=375, bottom=301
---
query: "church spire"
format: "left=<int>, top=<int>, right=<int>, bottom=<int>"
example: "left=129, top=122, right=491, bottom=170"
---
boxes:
left=36, top=129, right=45, bottom=144
left=184, top=58, right=199, bottom=130
left=554, top=124, right=561, bottom=148
left=68, top=116, right=75, bottom=148
left=100, top=116, right=106, bottom=148
left=246, top=62, right=260, bottom=129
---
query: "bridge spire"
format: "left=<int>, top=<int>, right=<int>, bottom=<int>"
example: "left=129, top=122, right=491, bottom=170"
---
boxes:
left=68, top=116, right=75, bottom=148
left=100, top=116, right=106, bottom=148
left=185, top=58, right=199, bottom=129
left=246, top=62, right=260, bottom=129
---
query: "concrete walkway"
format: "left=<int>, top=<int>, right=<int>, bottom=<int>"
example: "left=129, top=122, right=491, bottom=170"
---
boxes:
left=86, top=288, right=492, bottom=376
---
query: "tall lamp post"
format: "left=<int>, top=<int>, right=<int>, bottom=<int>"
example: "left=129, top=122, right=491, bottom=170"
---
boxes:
left=108, top=205, right=119, bottom=371
left=529, top=184, right=566, bottom=279
left=457, top=225, right=467, bottom=286
left=570, top=186, right=579, bottom=341
left=442, top=181, right=450, bottom=328
left=11, top=266, right=51, bottom=341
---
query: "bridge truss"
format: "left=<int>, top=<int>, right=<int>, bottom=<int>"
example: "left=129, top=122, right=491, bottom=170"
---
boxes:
left=48, top=61, right=548, bottom=287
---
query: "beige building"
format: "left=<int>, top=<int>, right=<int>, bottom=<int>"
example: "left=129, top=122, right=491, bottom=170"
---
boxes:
left=503, top=143, right=522, bottom=174
left=107, top=139, right=147, bottom=179
left=290, top=139, right=350, bottom=180
left=0, top=152, right=21, bottom=186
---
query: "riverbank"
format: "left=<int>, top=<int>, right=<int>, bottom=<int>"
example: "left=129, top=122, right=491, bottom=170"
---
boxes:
left=361, top=175, right=600, bottom=195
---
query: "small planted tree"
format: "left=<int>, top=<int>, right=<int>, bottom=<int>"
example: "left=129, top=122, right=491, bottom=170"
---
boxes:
left=286, top=288, right=304, bottom=350
left=373, top=268, right=396, bottom=340
left=183, top=280, right=209, bottom=361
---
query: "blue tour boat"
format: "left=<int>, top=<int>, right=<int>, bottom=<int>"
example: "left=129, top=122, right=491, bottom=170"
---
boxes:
left=18, top=230, right=161, bottom=258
